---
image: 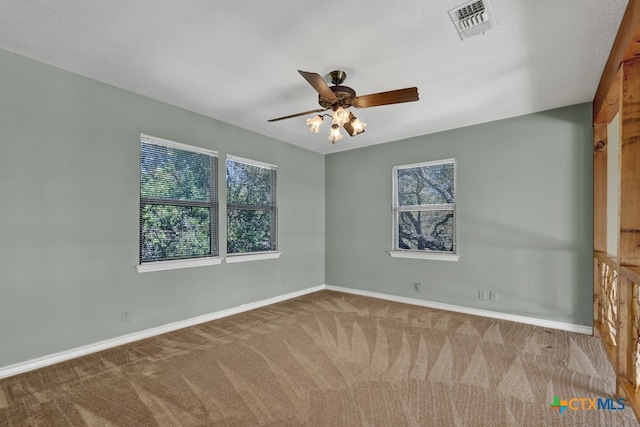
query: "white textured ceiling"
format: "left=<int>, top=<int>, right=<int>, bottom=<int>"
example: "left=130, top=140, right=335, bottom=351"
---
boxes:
left=0, top=0, right=627, bottom=154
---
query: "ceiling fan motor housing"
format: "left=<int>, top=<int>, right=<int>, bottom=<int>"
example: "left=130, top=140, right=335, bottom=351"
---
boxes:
left=319, top=85, right=356, bottom=109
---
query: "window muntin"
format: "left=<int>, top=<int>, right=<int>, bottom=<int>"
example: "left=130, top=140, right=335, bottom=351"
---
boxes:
left=226, top=156, right=277, bottom=255
left=393, top=159, right=456, bottom=253
left=140, top=135, right=218, bottom=262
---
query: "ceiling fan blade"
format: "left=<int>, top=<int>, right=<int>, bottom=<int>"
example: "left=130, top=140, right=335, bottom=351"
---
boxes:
left=298, top=70, right=338, bottom=101
left=353, top=87, right=419, bottom=108
left=267, top=108, right=327, bottom=122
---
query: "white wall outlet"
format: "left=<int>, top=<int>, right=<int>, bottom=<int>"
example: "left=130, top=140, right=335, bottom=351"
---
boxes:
left=415, top=283, right=423, bottom=293
left=122, top=310, right=131, bottom=322
left=490, top=290, right=498, bottom=301
left=478, top=290, right=487, bottom=300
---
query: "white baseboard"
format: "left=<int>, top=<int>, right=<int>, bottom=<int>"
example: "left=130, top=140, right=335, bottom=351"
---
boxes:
left=0, top=285, right=324, bottom=380
left=324, top=285, right=593, bottom=335
left=0, top=283, right=591, bottom=379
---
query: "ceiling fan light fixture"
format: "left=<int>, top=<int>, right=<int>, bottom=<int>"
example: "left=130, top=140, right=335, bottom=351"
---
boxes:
left=349, top=117, right=367, bottom=136
left=328, top=124, right=343, bottom=144
left=331, top=107, right=350, bottom=127
left=342, top=111, right=366, bottom=137
left=268, top=69, right=418, bottom=145
left=306, top=115, right=323, bottom=133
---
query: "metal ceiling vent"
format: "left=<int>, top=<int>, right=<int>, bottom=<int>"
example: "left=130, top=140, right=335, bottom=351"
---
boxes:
left=448, top=0, right=495, bottom=40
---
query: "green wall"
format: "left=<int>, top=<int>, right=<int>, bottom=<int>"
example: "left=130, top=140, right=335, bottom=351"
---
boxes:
left=325, top=104, right=593, bottom=326
left=0, top=50, right=325, bottom=367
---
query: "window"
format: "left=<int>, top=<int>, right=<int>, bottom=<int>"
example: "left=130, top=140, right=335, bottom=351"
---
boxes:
left=391, top=159, right=458, bottom=261
left=226, top=155, right=277, bottom=257
left=139, top=134, right=218, bottom=267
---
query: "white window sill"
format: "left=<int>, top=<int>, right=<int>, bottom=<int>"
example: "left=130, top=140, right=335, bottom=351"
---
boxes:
left=136, top=257, right=223, bottom=273
left=389, top=251, right=460, bottom=262
left=226, top=252, right=281, bottom=264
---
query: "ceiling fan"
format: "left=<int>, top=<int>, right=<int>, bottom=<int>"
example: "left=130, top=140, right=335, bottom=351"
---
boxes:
left=268, top=70, right=419, bottom=143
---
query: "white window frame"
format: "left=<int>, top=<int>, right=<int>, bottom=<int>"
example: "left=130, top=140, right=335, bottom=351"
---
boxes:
left=226, top=155, right=280, bottom=262
left=390, top=158, right=459, bottom=261
left=137, top=134, right=222, bottom=273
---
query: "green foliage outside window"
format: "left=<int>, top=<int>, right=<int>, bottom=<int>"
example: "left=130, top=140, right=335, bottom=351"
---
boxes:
left=226, top=159, right=276, bottom=254
left=140, top=204, right=211, bottom=260
left=140, top=141, right=217, bottom=262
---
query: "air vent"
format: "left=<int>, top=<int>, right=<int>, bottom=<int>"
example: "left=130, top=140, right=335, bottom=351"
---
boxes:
left=448, top=0, right=495, bottom=40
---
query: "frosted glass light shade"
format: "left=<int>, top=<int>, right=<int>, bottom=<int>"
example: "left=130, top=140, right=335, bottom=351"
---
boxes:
left=306, top=115, right=323, bottom=133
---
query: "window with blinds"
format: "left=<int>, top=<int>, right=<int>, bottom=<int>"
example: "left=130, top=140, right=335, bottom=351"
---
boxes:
left=140, top=134, right=218, bottom=262
left=392, top=159, right=456, bottom=254
left=226, top=155, right=277, bottom=255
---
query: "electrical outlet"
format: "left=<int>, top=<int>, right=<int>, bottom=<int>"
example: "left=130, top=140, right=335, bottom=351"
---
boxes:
left=415, top=282, right=423, bottom=293
left=478, top=290, right=488, bottom=300
left=122, top=310, right=131, bottom=322
left=490, top=290, right=498, bottom=301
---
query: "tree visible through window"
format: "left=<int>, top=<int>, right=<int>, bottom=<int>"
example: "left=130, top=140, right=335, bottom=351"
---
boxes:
left=226, top=156, right=277, bottom=254
left=393, top=159, right=456, bottom=253
left=139, top=135, right=218, bottom=262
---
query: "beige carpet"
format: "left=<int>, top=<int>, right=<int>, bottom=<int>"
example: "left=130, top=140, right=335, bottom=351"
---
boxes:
left=0, top=290, right=637, bottom=426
